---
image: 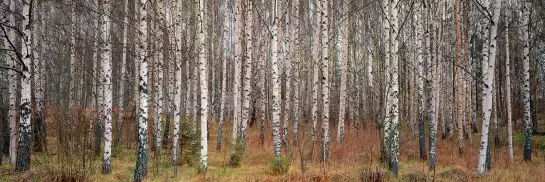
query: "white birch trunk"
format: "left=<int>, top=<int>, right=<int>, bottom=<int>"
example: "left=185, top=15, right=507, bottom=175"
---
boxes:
left=477, top=0, right=502, bottom=174
left=310, top=0, right=320, bottom=147
left=101, top=0, right=113, bottom=173
left=197, top=0, right=208, bottom=171
left=232, top=0, right=243, bottom=152
left=337, top=0, right=348, bottom=142
left=7, top=0, right=17, bottom=164
left=384, top=0, right=400, bottom=173
left=240, top=0, right=253, bottom=147
left=134, top=0, right=149, bottom=180
left=15, top=0, right=32, bottom=172
left=69, top=0, right=77, bottom=109
left=521, top=0, right=532, bottom=162
left=172, top=0, right=183, bottom=165
left=320, top=0, right=330, bottom=162
left=505, top=10, right=513, bottom=162
left=154, top=0, right=165, bottom=154
left=291, top=0, right=301, bottom=144
left=271, top=0, right=282, bottom=163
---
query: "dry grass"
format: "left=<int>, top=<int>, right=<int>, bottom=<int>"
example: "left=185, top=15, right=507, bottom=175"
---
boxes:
left=1, top=117, right=545, bottom=181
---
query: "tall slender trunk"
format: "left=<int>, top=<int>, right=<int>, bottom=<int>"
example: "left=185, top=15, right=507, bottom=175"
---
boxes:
left=197, top=0, right=208, bottom=172
left=117, top=0, right=129, bottom=147
left=218, top=0, right=231, bottom=150
left=7, top=0, right=18, bottom=165
left=33, top=1, right=47, bottom=151
left=232, top=0, right=243, bottom=157
left=15, top=0, right=32, bottom=172
left=455, top=0, right=464, bottom=154
left=172, top=0, right=183, bottom=165
left=271, top=0, right=282, bottom=165
left=521, top=0, right=532, bottom=162
left=134, top=0, right=149, bottom=180
left=101, top=0, right=113, bottom=174
left=320, top=0, right=330, bottom=163
left=240, top=0, right=253, bottom=149
left=337, top=0, right=348, bottom=142
left=153, top=0, right=165, bottom=155
left=310, top=0, right=320, bottom=147
left=69, top=0, right=77, bottom=110
left=477, top=0, right=502, bottom=174
left=259, top=0, right=269, bottom=145
left=415, top=0, right=426, bottom=160
left=389, top=0, right=400, bottom=174
left=505, top=9, right=513, bottom=163
left=425, top=0, right=436, bottom=170
left=291, top=0, right=301, bottom=144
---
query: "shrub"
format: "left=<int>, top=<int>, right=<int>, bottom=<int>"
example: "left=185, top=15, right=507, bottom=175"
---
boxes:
left=180, top=121, right=200, bottom=166
left=268, top=156, right=289, bottom=175
left=228, top=136, right=244, bottom=167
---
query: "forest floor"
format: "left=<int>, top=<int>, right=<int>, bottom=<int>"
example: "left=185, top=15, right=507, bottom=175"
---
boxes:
left=1, top=116, right=545, bottom=181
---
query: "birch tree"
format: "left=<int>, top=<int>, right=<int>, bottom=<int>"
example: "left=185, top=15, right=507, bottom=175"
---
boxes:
left=117, top=0, right=129, bottom=146
left=271, top=0, right=283, bottom=166
left=291, top=0, right=301, bottom=144
left=388, top=0, right=400, bottom=174
left=320, top=0, right=330, bottom=163
left=7, top=0, right=17, bottom=165
left=217, top=0, right=231, bottom=150
left=197, top=0, right=208, bottom=172
left=101, top=0, right=113, bottom=174
left=504, top=5, right=513, bottom=162
left=521, top=0, right=532, bottom=162
left=240, top=0, right=253, bottom=149
left=134, top=0, right=150, bottom=180
left=232, top=0, right=243, bottom=160
left=33, top=0, right=46, bottom=152
left=477, top=0, right=502, bottom=174
left=337, top=0, right=348, bottom=142
left=415, top=0, right=426, bottom=160
left=172, top=0, right=183, bottom=165
left=15, top=0, right=33, bottom=172
left=153, top=0, right=166, bottom=155
left=455, top=0, right=464, bottom=154
left=310, top=0, right=320, bottom=147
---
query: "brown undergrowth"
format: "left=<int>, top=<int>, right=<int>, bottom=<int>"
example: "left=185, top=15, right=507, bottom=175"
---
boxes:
left=2, top=115, right=545, bottom=181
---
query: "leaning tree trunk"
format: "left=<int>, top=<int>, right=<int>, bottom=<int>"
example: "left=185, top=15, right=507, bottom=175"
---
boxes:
left=101, top=0, right=113, bottom=174
left=15, top=0, right=32, bottom=172
left=134, top=0, right=149, bottom=180
left=477, top=0, right=502, bottom=174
